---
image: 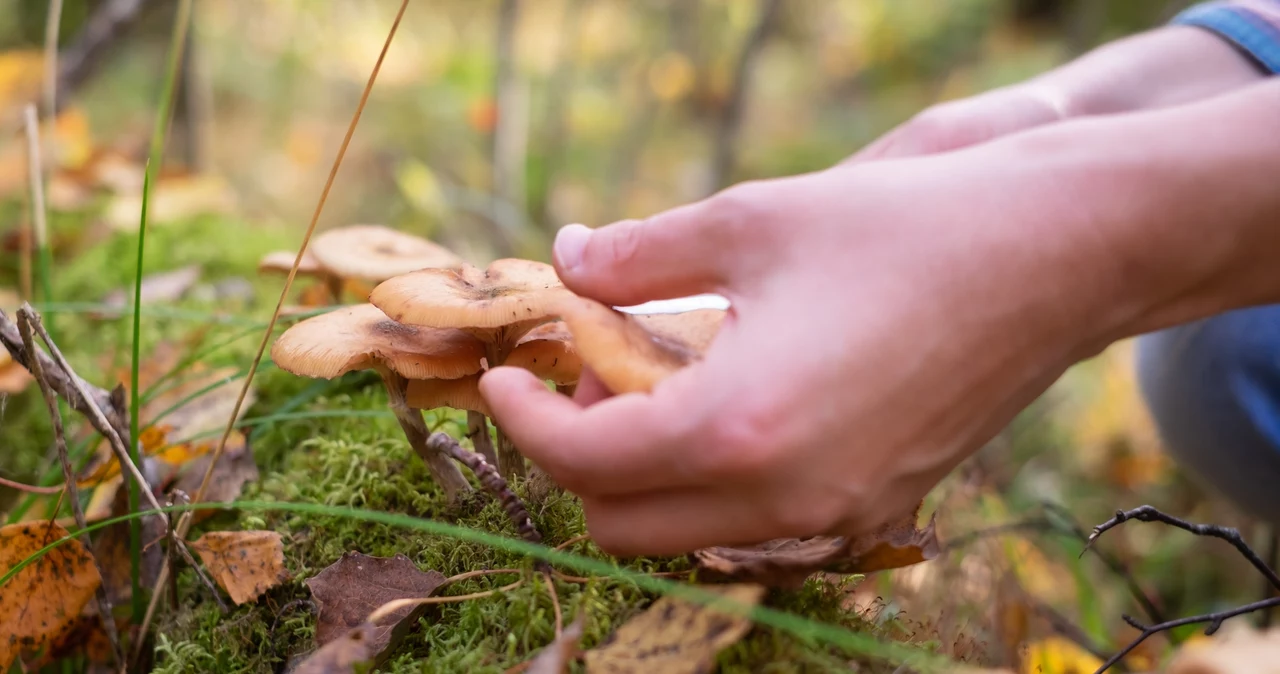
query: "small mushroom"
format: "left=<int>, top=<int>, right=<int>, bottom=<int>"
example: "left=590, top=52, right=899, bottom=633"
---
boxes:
left=549, top=294, right=725, bottom=395
left=370, top=258, right=572, bottom=478
left=506, top=321, right=581, bottom=394
left=310, top=224, right=464, bottom=286
left=270, top=303, right=484, bottom=500
left=258, top=249, right=346, bottom=307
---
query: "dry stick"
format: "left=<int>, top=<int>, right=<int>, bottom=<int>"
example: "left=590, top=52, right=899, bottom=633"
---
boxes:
left=1040, top=501, right=1166, bottom=626
left=429, top=431, right=541, bottom=545
left=554, top=534, right=590, bottom=552
left=137, top=0, right=411, bottom=648
left=43, top=0, right=64, bottom=121
left=1262, top=526, right=1279, bottom=629
left=17, top=309, right=125, bottom=672
left=544, top=571, right=563, bottom=637
left=21, top=305, right=168, bottom=524
left=1094, top=596, right=1280, bottom=674
left=1085, top=505, right=1280, bottom=592
left=366, top=580, right=527, bottom=625
left=0, top=476, right=63, bottom=494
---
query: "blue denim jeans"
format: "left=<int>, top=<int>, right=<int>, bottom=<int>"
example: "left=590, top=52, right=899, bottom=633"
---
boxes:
left=1136, top=305, right=1280, bottom=524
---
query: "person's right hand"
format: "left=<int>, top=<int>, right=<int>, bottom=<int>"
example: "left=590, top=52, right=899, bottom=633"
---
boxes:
left=848, top=24, right=1265, bottom=162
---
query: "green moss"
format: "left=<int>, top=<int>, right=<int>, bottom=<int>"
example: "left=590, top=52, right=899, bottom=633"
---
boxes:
left=0, top=211, right=899, bottom=672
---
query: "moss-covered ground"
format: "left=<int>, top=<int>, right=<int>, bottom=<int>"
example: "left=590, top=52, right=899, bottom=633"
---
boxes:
left=0, top=210, right=935, bottom=673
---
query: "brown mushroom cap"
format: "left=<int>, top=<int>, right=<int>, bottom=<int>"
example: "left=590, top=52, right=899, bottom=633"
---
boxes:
left=406, top=374, right=491, bottom=416
left=370, top=258, right=571, bottom=347
left=258, top=250, right=325, bottom=276
left=506, top=321, right=581, bottom=385
left=310, top=225, right=463, bottom=282
left=270, top=303, right=484, bottom=380
left=550, top=295, right=725, bottom=394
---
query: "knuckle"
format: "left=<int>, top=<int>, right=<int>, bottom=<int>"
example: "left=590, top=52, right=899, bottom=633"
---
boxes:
left=696, top=400, right=788, bottom=480
left=601, top=218, right=648, bottom=267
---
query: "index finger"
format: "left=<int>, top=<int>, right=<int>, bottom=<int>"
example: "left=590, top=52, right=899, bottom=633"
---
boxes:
left=480, top=363, right=714, bottom=497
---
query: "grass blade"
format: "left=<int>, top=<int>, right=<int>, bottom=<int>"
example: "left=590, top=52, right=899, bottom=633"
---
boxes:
left=126, top=0, right=194, bottom=622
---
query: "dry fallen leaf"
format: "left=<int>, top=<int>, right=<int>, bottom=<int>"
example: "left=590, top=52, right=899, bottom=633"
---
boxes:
left=0, top=521, right=103, bottom=669
left=189, top=530, right=288, bottom=605
left=0, top=349, right=32, bottom=394
left=692, top=504, right=940, bottom=589
left=168, top=430, right=258, bottom=520
left=306, top=552, right=447, bottom=663
left=1167, top=625, right=1280, bottom=674
left=290, top=623, right=380, bottom=674
left=527, top=617, right=586, bottom=674
left=97, top=265, right=202, bottom=317
left=583, top=583, right=765, bottom=674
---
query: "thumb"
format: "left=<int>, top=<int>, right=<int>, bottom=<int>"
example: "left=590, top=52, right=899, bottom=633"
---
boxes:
left=552, top=194, right=759, bottom=306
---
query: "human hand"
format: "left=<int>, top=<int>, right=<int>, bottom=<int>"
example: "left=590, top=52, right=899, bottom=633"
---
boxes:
left=850, top=25, right=1265, bottom=162
left=480, top=134, right=1130, bottom=556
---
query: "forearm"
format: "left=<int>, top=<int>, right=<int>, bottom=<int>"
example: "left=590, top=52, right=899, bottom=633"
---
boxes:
left=1026, top=24, right=1268, bottom=118
left=1015, top=79, right=1280, bottom=347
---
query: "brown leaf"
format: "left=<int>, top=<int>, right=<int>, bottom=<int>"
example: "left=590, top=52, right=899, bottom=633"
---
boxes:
left=290, top=623, right=380, bottom=674
left=98, top=265, right=202, bottom=317
left=305, top=552, right=447, bottom=662
left=0, top=521, right=103, bottom=669
left=189, top=530, right=288, bottom=605
left=167, top=430, right=259, bottom=521
left=527, top=617, right=585, bottom=674
left=692, top=505, right=940, bottom=589
left=583, top=584, right=765, bottom=674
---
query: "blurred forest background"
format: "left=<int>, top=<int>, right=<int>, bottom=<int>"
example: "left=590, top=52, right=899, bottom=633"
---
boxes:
left=4, top=1, right=1275, bottom=672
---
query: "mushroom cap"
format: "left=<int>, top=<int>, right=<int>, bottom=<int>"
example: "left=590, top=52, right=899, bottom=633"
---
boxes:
left=310, top=225, right=463, bottom=282
left=406, top=374, right=491, bottom=416
left=506, top=321, right=581, bottom=385
left=258, top=249, right=324, bottom=276
left=550, top=295, right=725, bottom=394
left=369, top=258, right=570, bottom=334
left=270, top=304, right=484, bottom=380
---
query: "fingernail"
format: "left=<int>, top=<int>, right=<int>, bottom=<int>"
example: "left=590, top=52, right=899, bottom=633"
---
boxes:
left=553, top=223, right=591, bottom=272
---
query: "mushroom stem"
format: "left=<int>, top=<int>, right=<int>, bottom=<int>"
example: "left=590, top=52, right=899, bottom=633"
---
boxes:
left=556, top=383, right=576, bottom=397
left=380, top=369, right=473, bottom=500
left=495, top=428, right=525, bottom=480
left=324, top=272, right=344, bottom=304
left=466, top=410, right=498, bottom=467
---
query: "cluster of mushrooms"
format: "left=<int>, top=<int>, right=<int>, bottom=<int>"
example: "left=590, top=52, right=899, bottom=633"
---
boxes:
left=267, top=225, right=726, bottom=502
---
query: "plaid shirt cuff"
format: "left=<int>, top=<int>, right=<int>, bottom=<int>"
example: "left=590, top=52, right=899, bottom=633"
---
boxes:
left=1173, top=1, right=1280, bottom=74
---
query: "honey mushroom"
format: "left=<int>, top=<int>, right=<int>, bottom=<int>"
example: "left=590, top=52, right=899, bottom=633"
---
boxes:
left=260, top=224, right=464, bottom=305
left=370, top=258, right=572, bottom=478
left=269, top=303, right=484, bottom=500
left=505, top=320, right=582, bottom=395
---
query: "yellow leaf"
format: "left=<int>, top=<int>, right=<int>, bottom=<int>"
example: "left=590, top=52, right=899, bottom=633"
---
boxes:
left=190, top=530, right=288, bottom=605
left=1020, top=636, right=1102, bottom=674
left=0, top=521, right=103, bottom=669
left=584, top=583, right=765, bottom=673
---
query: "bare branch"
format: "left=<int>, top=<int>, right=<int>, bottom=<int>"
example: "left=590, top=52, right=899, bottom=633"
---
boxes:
left=430, top=431, right=542, bottom=546
left=17, top=310, right=125, bottom=670
left=1095, top=597, right=1280, bottom=673
left=1085, top=505, right=1280, bottom=592
left=707, top=0, right=782, bottom=193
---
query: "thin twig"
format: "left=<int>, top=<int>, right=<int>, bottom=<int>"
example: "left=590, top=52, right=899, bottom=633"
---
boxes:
left=941, top=517, right=1056, bottom=552
left=1024, top=595, right=1110, bottom=664
left=1094, top=596, right=1280, bottom=673
left=138, top=1, right=411, bottom=649
left=21, top=305, right=167, bottom=522
left=544, top=571, right=563, bottom=637
left=1041, top=502, right=1166, bottom=626
left=438, top=568, right=523, bottom=588
left=17, top=309, right=125, bottom=671
left=430, top=431, right=542, bottom=545
left=43, top=0, right=64, bottom=121
left=491, top=0, right=525, bottom=246
left=554, top=534, right=590, bottom=552
left=57, top=0, right=157, bottom=107
left=0, top=310, right=127, bottom=441
left=366, top=580, right=526, bottom=624
left=1262, top=525, right=1279, bottom=629
left=706, top=0, right=781, bottom=193
left=23, top=105, right=52, bottom=311
left=1085, top=505, right=1280, bottom=592
left=0, top=475, right=63, bottom=494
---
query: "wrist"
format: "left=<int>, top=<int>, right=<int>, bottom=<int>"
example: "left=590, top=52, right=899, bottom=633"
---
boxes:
left=1008, top=80, right=1280, bottom=349
left=1025, top=25, right=1268, bottom=119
